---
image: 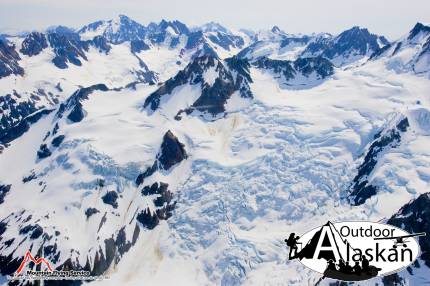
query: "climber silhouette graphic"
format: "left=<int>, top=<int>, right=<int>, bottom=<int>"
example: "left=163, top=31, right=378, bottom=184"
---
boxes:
left=285, top=221, right=381, bottom=281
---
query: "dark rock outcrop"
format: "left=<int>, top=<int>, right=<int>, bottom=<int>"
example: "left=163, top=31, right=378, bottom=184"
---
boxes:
left=387, top=193, right=430, bottom=269
left=0, top=184, right=11, bottom=204
left=158, top=130, right=188, bottom=170
left=185, top=31, right=205, bottom=50
left=79, top=15, right=147, bottom=44
left=0, top=108, right=53, bottom=145
left=57, top=84, right=109, bottom=123
left=408, top=22, right=430, bottom=41
left=136, top=130, right=187, bottom=185
left=20, top=31, right=48, bottom=56
left=302, top=27, right=388, bottom=63
left=137, top=182, right=175, bottom=229
left=348, top=117, right=409, bottom=205
left=51, top=135, right=65, bottom=147
left=130, top=40, right=150, bottom=53
left=254, top=56, right=334, bottom=83
left=67, top=102, right=86, bottom=122
left=37, top=144, right=52, bottom=159
left=0, top=39, right=24, bottom=78
left=19, top=224, right=43, bottom=239
left=85, top=207, right=99, bottom=218
left=207, top=32, right=244, bottom=51
left=101, top=191, right=118, bottom=208
left=47, top=32, right=89, bottom=69
left=88, top=35, right=111, bottom=54
left=143, top=55, right=253, bottom=116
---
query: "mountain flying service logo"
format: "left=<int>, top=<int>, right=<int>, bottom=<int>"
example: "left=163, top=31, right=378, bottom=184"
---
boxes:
left=10, top=250, right=109, bottom=281
left=16, top=250, right=53, bottom=274
left=285, top=221, right=425, bottom=282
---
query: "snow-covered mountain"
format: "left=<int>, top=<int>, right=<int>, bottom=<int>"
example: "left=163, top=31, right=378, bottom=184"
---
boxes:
left=1, top=16, right=430, bottom=286
left=301, top=26, right=389, bottom=66
left=237, top=26, right=312, bottom=61
left=370, top=22, right=430, bottom=77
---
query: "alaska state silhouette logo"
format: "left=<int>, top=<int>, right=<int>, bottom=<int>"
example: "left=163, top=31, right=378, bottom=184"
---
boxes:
left=285, top=221, right=425, bottom=281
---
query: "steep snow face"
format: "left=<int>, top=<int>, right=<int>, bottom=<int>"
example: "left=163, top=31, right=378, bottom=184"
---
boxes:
left=371, top=22, right=430, bottom=78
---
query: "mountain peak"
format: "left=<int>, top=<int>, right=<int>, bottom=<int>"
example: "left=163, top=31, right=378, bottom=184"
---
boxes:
left=46, top=25, right=76, bottom=35
left=78, top=14, right=146, bottom=43
left=199, top=22, right=229, bottom=34
left=271, top=25, right=281, bottom=33
left=408, top=22, right=430, bottom=40
left=157, top=19, right=189, bottom=35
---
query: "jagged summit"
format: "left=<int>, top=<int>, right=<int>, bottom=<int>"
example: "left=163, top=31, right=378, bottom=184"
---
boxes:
left=271, top=26, right=281, bottom=33
left=198, top=21, right=230, bottom=34
left=143, top=54, right=252, bottom=117
left=369, top=22, right=430, bottom=76
left=408, top=22, right=430, bottom=40
left=78, top=14, right=147, bottom=43
left=301, top=26, right=389, bottom=66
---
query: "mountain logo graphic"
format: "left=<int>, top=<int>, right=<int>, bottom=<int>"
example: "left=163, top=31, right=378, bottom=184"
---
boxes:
left=285, top=221, right=424, bottom=282
left=15, top=250, right=54, bottom=274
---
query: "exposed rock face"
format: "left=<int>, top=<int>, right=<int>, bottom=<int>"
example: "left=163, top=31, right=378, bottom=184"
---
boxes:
left=57, top=84, right=109, bottom=123
left=207, top=32, right=244, bottom=51
left=88, top=35, right=111, bottom=54
left=0, top=108, right=53, bottom=146
left=348, top=117, right=409, bottom=205
left=47, top=32, right=89, bottom=69
left=37, top=144, right=52, bottom=159
left=0, top=184, right=11, bottom=204
left=370, top=22, right=430, bottom=76
left=158, top=130, right=188, bottom=170
left=20, top=31, right=48, bottom=56
left=254, top=56, right=334, bottom=83
left=143, top=55, right=253, bottom=117
left=387, top=193, right=430, bottom=269
left=51, top=135, right=65, bottom=147
left=185, top=31, right=205, bottom=50
left=136, top=182, right=175, bottom=229
left=136, top=130, right=187, bottom=185
left=102, top=191, right=119, bottom=208
left=85, top=208, right=99, bottom=218
left=302, top=27, right=388, bottom=65
left=0, top=39, right=24, bottom=78
left=79, top=14, right=147, bottom=44
left=146, top=19, right=189, bottom=47
left=408, top=22, right=430, bottom=41
left=67, top=102, right=86, bottom=123
left=130, top=40, right=150, bottom=53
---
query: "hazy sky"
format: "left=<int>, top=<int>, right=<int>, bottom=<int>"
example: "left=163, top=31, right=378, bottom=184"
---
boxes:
left=1, top=0, right=430, bottom=40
